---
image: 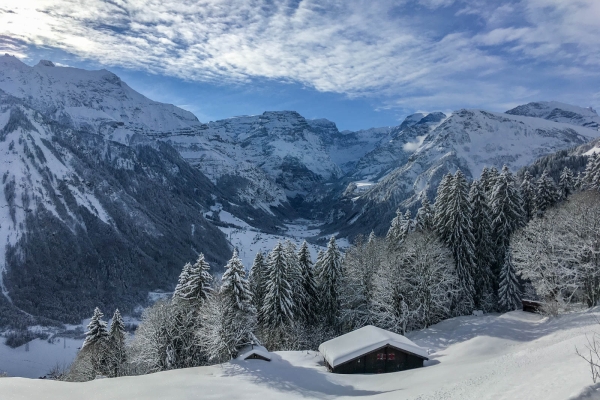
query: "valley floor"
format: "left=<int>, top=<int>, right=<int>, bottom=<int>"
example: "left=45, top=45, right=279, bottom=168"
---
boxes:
left=1, top=310, right=599, bottom=399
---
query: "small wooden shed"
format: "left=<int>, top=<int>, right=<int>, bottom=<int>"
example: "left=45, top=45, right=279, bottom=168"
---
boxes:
left=318, top=325, right=429, bottom=374
left=236, top=344, right=271, bottom=361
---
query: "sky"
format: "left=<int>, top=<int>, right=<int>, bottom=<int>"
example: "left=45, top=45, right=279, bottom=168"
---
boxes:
left=1, top=0, right=599, bottom=131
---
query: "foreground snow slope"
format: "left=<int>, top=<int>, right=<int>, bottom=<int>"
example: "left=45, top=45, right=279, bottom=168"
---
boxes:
left=1, top=310, right=598, bottom=399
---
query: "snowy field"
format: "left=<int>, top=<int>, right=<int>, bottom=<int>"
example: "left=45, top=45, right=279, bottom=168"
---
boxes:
left=2, top=309, right=599, bottom=399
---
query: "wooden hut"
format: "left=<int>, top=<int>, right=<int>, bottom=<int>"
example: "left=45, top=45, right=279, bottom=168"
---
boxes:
left=318, top=325, right=429, bottom=374
left=522, top=299, right=544, bottom=313
left=236, top=344, right=271, bottom=361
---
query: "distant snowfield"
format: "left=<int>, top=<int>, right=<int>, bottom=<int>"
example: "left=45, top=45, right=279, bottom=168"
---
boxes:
left=2, top=310, right=599, bottom=399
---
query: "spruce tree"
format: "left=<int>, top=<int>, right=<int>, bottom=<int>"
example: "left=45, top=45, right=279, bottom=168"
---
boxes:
left=559, top=166, right=574, bottom=200
left=401, top=209, right=413, bottom=241
left=317, top=236, right=343, bottom=325
left=249, top=252, right=267, bottom=317
left=108, top=309, right=127, bottom=377
left=221, top=250, right=253, bottom=313
left=583, top=153, right=600, bottom=189
left=298, top=241, right=318, bottom=324
left=490, top=166, right=524, bottom=283
left=415, top=197, right=434, bottom=231
left=443, top=170, right=477, bottom=312
left=367, top=230, right=377, bottom=244
left=173, top=254, right=213, bottom=306
left=386, top=208, right=405, bottom=247
left=535, top=170, right=558, bottom=215
left=498, top=247, right=521, bottom=311
left=468, top=180, right=495, bottom=311
left=261, top=242, right=294, bottom=327
left=520, top=171, right=535, bottom=222
left=83, top=307, right=109, bottom=349
left=433, top=173, right=454, bottom=240
left=284, top=240, right=305, bottom=319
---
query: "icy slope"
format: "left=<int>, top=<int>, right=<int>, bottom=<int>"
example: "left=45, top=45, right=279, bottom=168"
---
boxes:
left=0, top=54, right=203, bottom=144
left=1, top=310, right=598, bottom=399
left=506, top=101, right=600, bottom=130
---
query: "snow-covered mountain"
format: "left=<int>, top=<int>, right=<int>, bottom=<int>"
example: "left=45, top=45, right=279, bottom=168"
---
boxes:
left=328, top=108, right=600, bottom=237
left=0, top=55, right=204, bottom=144
left=506, top=101, right=600, bottom=130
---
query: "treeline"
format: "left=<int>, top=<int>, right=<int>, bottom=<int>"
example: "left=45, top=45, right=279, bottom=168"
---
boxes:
left=63, top=154, right=600, bottom=381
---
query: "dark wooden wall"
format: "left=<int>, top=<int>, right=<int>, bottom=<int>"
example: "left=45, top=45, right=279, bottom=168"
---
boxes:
left=331, top=345, right=425, bottom=374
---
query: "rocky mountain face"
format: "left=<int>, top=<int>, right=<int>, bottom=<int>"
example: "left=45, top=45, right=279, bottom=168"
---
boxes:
left=326, top=108, right=600, bottom=238
left=2, top=54, right=600, bottom=324
left=506, top=101, right=600, bottom=130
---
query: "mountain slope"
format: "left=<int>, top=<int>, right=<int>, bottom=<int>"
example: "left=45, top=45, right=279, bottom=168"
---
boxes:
left=0, top=92, right=230, bottom=323
left=506, top=101, right=600, bottom=130
left=329, top=109, right=600, bottom=237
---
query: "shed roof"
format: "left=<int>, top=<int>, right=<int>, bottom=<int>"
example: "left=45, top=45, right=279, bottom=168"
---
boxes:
left=236, top=344, right=271, bottom=361
left=318, top=325, right=428, bottom=368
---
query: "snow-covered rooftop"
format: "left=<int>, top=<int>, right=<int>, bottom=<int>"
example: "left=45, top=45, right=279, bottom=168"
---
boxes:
left=318, top=325, right=428, bottom=368
left=236, top=344, right=271, bottom=361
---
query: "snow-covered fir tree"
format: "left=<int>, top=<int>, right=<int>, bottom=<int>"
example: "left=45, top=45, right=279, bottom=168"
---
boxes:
left=433, top=172, right=454, bottom=240
left=297, top=241, right=318, bottom=324
left=386, top=208, right=405, bottom=247
left=415, top=197, right=434, bottom=231
left=490, top=165, right=524, bottom=281
left=221, top=249, right=253, bottom=313
left=498, top=247, right=521, bottom=311
left=173, top=253, right=213, bottom=306
left=481, top=167, right=500, bottom=195
left=401, top=209, right=413, bottom=240
left=441, top=170, right=477, bottom=312
left=261, top=242, right=294, bottom=327
left=520, top=171, right=535, bottom=222
left=249, top=252, right=267, bottom=319
left=284, top=240, right=305, bottom=318
left=535, top=170, right=559, bottom=215
left=108, top=309, right=127, bottom=377
left=83, top=307, right=109, bottom=349
left=317, top=236, right=343, bottom=325
left=468, top=180, right=495, bottom=311
left=583, top=153, right=600, bottom=190
left=559, top=166, right=574, bottom=200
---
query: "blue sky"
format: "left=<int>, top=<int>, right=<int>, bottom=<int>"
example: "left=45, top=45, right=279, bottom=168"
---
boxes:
left=1, top=0, right=599, bottom=131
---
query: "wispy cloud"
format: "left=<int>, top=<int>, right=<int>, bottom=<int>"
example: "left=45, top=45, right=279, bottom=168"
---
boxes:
left=1, top=0, right=599, bottom=112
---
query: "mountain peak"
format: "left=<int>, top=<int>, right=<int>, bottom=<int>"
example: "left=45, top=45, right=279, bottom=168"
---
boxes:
left=506, top=101, right=600, bottom=129
left=35, top=60, right=55, bottom=67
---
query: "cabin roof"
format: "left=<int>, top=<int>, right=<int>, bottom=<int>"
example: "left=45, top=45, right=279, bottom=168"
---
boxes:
left=318, top=325, right=428, bottom=368
left=236, top=344, right=271, bottom=361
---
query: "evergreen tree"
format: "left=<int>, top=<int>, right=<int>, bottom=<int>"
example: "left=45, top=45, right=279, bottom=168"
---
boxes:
left=583, top=153, right=600, bottom=189
left=261, top=242, right=294, bottom=327
left=173, top=262, right=192, bottom=299
left=298, top=241, right=318, bottom=324
left=415, top=197, right=434, bottom=231
left=83, top=307, right=109, bottom=349
left=367, top=230, right=377, bottom=244
left=520, top=171, right=535, bottom=222
left=490, top=165, right=525, bottom=279
left=443, top=170, right=477, bottom=312
left=401, top=209, right=413, bottom=241
left=174, top=254, right=213, bottom=306
left=386, top=208, right=405, bottom=246
left=433, top=173, right=454, bottom=240
left=481, top=167, right=500, bottom=195
left=317, top=236, right=343, bottom=325
left=559, top=166, right=574, bottom=200
left=108, top=309, right=127, bottom=377
left=498, top=247, right=521, bottom=311
left=284, top=240, right=305, bottom=319
left=535, top=170, right=558, bottom=215
left=468, top=180, right=495, bottom=311
left=249, top=252, right=267, bottom=317
left=221, top=250, right=253, bottom=313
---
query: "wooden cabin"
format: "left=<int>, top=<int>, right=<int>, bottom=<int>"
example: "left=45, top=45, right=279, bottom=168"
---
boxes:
left=522, top=299, right=544, bottom=313
left=236, top=344, right=271, bottom=362
left=318, top=325, right=429, bottom=374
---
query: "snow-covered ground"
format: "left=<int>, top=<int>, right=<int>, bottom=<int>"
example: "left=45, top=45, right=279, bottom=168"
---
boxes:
left=1, top=310, right=599, bottom=399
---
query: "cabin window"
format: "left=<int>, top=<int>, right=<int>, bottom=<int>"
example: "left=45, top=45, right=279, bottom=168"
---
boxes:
left=377, top=353, right=386, bottom=360
left=388, top=353, right=395, bottom=360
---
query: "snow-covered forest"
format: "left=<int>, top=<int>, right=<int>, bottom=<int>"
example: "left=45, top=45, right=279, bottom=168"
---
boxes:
left=51, top=154, right=600, bottom=382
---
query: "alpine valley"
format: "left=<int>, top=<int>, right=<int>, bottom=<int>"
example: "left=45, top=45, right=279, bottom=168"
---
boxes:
left=1, top=54, right=599, bottom=325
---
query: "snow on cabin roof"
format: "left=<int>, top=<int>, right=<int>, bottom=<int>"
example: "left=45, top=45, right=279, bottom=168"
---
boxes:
left=236, top=345, right=271, bottom=361
left=318, top=325, right=428, bottom=368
